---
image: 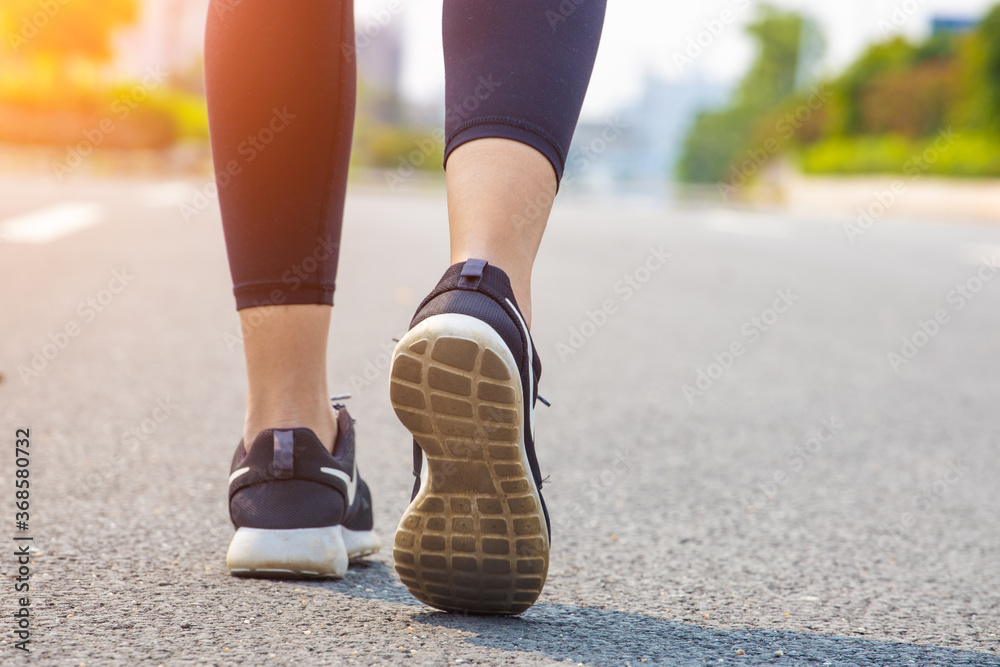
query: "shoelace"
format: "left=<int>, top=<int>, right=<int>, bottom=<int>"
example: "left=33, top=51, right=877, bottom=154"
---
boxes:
left=329, top=395, right=355, bottom=424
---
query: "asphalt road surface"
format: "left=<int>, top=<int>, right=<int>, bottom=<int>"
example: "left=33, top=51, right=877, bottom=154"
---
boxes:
left=1, top=174, right=999, bottom=665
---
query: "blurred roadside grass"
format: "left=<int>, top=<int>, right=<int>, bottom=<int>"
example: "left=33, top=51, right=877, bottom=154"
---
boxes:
left=351, top=124, right=445, bottom=172
left=0, top=61, right=208, bottom=149
left=0, top=0, right=441, bottom=172
left=0, top=0, right=203, bottom=152
left=0, top=58, right=442, bottom=173
left=797, top=133, right=1000, bottom=177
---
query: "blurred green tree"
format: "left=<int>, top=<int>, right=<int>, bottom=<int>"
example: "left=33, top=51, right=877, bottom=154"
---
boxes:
left=682, top=1, right=1000, bottom=179
left=952, top=5, right=1000, bottom=134
left=735, top=5, right=815, bottom=111
left=976, top=6, right=1000, bottom=119
left=830, top=37, right=918, bottom=136
left=678, top=4, right=823, bottom=183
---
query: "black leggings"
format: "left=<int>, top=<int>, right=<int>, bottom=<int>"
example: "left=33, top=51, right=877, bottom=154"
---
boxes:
left=205, top=0, right=606, bottom=310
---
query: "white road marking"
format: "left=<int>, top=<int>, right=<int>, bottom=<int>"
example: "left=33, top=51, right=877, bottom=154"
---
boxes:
left=703, top=210, right=792, bottom=238
left=962, top=244, right=1000, bottom=266
left=0, top=202, right=105, bottom=244
left=137, top=182, right=198, bottom=208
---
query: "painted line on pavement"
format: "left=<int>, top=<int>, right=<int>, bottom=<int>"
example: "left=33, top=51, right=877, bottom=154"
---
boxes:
left=0, top=202, right=105, bottom=244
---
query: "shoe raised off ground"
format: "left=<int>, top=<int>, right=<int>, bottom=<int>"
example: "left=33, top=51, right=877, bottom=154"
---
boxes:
left=226, top=404, right=380, bottom=578
left=389, top=259, right=550, bottom=614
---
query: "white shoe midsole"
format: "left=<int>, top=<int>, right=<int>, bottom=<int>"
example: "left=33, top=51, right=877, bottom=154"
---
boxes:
left=343, top=526, right=382, bottom=560
left=227, top=525, right=380, bottom=578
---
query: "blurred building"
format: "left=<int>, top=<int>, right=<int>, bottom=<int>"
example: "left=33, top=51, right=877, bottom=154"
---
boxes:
left=564, top=73, right=728, bottom=198
left=930, top=16, right=978, bottom=36
left=357, top=20, right=403, bottom=96
left=114, top=0, right=209, bottom=80
left=355, top=19, right=406, bottom=125
left=112, top=0, right=407, bottom=98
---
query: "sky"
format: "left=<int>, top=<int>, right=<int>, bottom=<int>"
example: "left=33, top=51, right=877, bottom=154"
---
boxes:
left=353, top=0, right=998, bottom=121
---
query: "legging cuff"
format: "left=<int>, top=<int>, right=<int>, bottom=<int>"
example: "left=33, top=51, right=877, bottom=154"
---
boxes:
left=444, top=117, right=565, bottom=184
left=234, top=282, right=335, bottom=310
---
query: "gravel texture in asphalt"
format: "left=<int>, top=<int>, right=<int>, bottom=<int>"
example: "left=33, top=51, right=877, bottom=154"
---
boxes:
left=0, top=177, right=998, bottom=665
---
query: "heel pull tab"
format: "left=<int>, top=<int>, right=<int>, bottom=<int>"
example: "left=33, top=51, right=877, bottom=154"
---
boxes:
left=458, top=258, right=488, bottom=290
left=273, top=429, right=295, bottom=479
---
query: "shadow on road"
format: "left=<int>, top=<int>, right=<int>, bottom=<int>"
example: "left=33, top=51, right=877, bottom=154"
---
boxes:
left=411, top=604, right=999, bottom=666
left=297, top=560, right=423, bottom=607
left=292, top=561, right=999, bottom=665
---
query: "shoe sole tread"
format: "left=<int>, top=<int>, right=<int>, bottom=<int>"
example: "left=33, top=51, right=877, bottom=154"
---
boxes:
left=390, top=313, right=548, bottom=615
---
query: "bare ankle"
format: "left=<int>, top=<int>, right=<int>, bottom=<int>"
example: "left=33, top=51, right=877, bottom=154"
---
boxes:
left=243, top=400, right=338, bottom=454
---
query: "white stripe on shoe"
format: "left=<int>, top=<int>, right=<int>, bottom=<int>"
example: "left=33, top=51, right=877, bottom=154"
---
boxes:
left=506, top=297, right=536, bottom=441
left=321, top=462, right=357, bottom=506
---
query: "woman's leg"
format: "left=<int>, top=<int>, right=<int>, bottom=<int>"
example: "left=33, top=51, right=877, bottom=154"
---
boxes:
left=445, top=139, right=555, bottom=329
left=386, top=0, right=606, bottom=615
left=204, top=0, right=356, bottom=450
left=442, top=0, right=607, bottom=328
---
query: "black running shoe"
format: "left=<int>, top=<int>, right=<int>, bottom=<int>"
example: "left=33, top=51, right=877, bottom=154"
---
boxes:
left=389, top=259, right=550, bottom=614
left=226, top=404, right=379, bottom=578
